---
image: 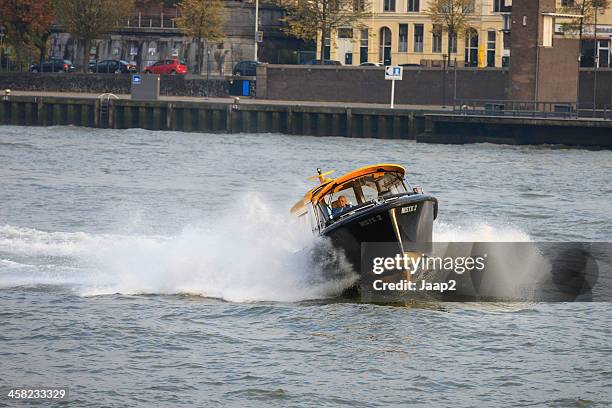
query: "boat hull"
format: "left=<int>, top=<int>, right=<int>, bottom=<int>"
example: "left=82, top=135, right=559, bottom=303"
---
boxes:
left=321, top=194, right=437, bottom=282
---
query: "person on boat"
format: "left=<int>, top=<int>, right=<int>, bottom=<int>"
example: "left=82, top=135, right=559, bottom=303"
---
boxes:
left=331, top=195, right=352, bottom=217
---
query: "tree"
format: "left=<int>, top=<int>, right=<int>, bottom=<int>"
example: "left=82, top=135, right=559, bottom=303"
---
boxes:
left=560, top=0, right=611, bottom=63
left=277, top=0, right=371, bottom=62
left=52, top=0, right=134, bottom=72
left=427, top=0, right=476, bottom=66
left=174, top=0, right=226, bottom=75
left=0, top=0, right=54, bottom=66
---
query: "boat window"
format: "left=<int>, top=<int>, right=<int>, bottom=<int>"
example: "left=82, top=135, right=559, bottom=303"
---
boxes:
left=333, top=173, right=407, bottom=204
left=314, top=172, right=408, bottom=227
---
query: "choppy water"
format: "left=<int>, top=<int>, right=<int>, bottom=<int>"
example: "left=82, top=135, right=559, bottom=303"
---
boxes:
left=1, top=126, right=611, bottom=407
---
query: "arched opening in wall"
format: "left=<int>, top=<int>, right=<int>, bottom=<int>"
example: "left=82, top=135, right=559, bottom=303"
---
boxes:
left=379, top=27, right=392, bottom=65
left=464, top=28, right=478, bottom=67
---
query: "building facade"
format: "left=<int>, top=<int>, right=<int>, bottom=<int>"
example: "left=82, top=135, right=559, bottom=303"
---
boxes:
left=319, top=0, right=612, bottom=68
left=47, top=0, right=307, bottom=75
left=320, top=0, right=512, bottom=67
left=555, top=0, right=612, bottom=67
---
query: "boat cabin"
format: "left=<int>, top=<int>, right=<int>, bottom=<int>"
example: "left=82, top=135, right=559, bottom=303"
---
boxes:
left=291, top=164, right=412, bottom=234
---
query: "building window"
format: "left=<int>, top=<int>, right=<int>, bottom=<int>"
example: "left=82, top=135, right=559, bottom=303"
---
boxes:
left=487, top=30, right=496, bottom=67
left=338, top=28, right=353, bottom=39
left=353, top=0, right=365, bottom=11
left=384, top=0, right=395, bottom=12
left=463, top=0, right=475, bottom=13
left=345, top=52, right=353, bottom=65
left=360, top=29, right=369, bottom=63
left=399, top=24, right=408, bottom=52
left=493, top=0, right=503, bottom=12
left=502, top=14, right=511, bottom=31
left=379, top=27, right=392, bottom=65
left=414, top=24, right=424, bottom=53
left=598, top=40, right=610, bottom=68
left=448, top=33, right=457, bottom=54
left=432, top=30, right=442, bottom=53
left=561, top=0, right=575, bottom=6
left=324, top=34, right=331, bottom=60
left=408, top=0, right=419, bottom=12
left=464, top=29, right=478, bottom=67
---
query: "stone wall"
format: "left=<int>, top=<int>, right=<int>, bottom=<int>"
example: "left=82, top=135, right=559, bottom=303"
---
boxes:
left=257, top=65, right=510, bottom=105
left=579, top=69, right=612, bottom=109
left=0, top=73, right=229, bottom=97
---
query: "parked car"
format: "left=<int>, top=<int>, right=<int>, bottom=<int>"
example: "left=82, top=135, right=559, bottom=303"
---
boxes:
left=304, top=59, right=342, bottom=66
left=30, top=59, right=76, bottom=73
left=89, top=59, right=137, bottom=74
left=399, top=63, right=421, bottom=67
left=143, top=58, right=187, bottom=75
left=232, top=60, right=260, bottom=76
left=359, top=62, right=382, bottom=67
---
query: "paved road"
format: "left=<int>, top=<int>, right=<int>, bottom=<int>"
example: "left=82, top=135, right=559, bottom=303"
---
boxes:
left=9, top=91, right=453, bottom=112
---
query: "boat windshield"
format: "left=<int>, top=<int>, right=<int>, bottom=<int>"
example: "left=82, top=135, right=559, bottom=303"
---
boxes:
left=315, top=172, right=408, bottom=225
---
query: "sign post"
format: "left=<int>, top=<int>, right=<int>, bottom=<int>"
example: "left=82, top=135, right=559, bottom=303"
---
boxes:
left=385, top=65, right=403, bottom=109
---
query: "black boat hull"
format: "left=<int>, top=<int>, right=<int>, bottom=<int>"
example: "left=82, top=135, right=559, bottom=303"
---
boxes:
left=321, top=194, right=437, bottom=279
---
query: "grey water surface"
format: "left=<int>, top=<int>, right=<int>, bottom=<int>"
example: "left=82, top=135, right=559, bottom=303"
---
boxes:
left=0, top=126, right=610, bottom=407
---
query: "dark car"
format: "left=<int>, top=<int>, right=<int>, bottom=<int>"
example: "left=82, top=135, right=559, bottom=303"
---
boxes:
left=232, top=60, right=260, bottom=76
left=89, top=60, right=137, bottom=74
left=143, top=58, right=187, bottom=75
left=30, top=59, right=76, bottom=73
left=304, top=59, right=342, bottom=66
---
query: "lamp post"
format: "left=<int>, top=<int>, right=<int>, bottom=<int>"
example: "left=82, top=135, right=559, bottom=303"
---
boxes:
left=206, top=46, right=211, bottom=97
left=254, top=0, right=259, bottom=62
left=593, top=4, right=599, bottom=117
left=442, top=54, right=447, bottom=108
left=0, top=28, right=5, bottom=72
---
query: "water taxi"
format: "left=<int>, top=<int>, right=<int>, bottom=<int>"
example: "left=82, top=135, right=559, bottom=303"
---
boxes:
left=291, top=164, right=438, bottom=278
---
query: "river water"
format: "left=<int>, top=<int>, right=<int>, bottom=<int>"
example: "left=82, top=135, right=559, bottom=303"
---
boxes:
left=1, top=126, right=610, bottom=407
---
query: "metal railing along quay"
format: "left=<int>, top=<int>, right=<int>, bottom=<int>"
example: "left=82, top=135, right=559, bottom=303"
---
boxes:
left=605, top=105, right=612, bottom=120
left=453, top=99, right=580, bottom=119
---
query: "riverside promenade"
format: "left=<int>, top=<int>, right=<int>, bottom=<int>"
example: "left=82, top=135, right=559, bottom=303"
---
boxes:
left=1, top=91, right=610, bottom=148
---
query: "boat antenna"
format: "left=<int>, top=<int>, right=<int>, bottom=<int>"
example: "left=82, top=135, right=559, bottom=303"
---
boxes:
left=307, top=168, right=335, bottom=184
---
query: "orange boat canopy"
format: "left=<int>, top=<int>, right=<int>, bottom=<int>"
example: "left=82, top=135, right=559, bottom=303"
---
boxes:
left=291, top=164, right=406, bottom=214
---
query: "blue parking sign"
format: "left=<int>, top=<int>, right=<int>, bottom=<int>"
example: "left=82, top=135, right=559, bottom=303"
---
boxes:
left=132, top=75, right=141, bottom=85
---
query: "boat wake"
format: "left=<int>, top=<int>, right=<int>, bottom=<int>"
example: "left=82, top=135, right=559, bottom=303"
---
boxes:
left=0, top=194, right=357, bottom=302
left=0, top=195, right=536, bottom=302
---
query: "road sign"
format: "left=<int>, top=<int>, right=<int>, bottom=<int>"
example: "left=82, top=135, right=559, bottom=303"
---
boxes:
left=256, top=31, right=263, bottom=43
left=132, top=75, right=141, bottom=85
left=384, top=66, right=403, bottom=108
left=385, top=65, right=403, bottom=80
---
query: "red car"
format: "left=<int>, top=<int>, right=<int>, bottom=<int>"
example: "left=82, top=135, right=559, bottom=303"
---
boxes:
left=143, top=58, right=188, bottom=75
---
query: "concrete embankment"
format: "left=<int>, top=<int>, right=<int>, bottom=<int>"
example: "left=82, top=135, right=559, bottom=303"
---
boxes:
left=1, top=93, right=610, bottom=148
left=419, top=114, right=612, bottom=148
left=0, top=94, right=430, bottom=139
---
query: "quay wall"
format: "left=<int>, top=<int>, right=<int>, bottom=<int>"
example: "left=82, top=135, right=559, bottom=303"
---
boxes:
left=257, top=65, right=509, bottom=105
left=0, top=95, right=427, bottom=139
left=418, top=114, right=612, bottom=148
left=2, top=68, right=611, bottom=107
left=0, top=73, right=230, bottom=97
left=1, top=95, right=610, bottom=148
left=257, top=65, right=612, bottom=108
